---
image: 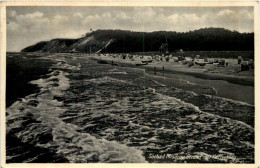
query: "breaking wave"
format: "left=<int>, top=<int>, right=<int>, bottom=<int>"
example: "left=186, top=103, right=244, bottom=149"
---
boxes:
left=6, top=55, right=254, bottom=163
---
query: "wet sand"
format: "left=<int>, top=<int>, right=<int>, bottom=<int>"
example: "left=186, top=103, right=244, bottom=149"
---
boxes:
left=145, top=71, right=254, bottom=105
left=91, top=56, right=254, bottom=105
left=92, top=55, right=254, bottom=85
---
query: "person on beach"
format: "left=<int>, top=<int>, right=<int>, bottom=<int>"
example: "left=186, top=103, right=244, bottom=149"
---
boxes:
left=162, top=66, right=165, bottom=76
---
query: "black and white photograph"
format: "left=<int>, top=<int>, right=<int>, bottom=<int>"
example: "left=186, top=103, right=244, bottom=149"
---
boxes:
left=1, top=2, right=259, bottom=165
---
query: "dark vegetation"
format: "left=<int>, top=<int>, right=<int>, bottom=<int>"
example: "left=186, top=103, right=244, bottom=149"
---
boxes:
left=21, top=28, right=254, bottom=53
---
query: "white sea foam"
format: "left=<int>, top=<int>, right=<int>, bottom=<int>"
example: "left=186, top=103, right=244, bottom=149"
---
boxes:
left=7, top=59, right=147, bottom=163
left=204, top=94, right=254, bottom=107
left=178, top=79, right=197, bottom=85
left=106, top=68, right=127, bottom=74
left=86, top=76, right=132, bottom=85
left=6, top=57, right=254, bottom=163
left=152, top=80, right=166, bottom=87
left=147, top=87, right=254, bottom=130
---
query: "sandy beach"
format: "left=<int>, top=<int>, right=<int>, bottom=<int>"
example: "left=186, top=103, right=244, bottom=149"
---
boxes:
left=90, top=54, right=254, bottom=105
left=92, top=54, right=254, bottom=85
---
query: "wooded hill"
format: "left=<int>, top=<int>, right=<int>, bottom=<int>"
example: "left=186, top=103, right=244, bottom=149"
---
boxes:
left=21, top=28, right=254, bottom=53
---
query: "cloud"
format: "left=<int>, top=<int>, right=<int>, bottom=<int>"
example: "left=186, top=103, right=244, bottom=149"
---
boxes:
left=50, top=15, right=69, bottom=29
left=167, top=14, right=179, bottom=24
left=7, top=11, right=71, bottom=35
left=84, top=14, right=101, bottom=24
left=73, top=13, right=83, bottom=18
left=16, top=12, right=44, bottom=20
left=8, top=10, right=16, bottom=17
left=8, top=7, right=253, bottom=35
left=7, top=21, right=19, bottom=31
left=53, top=15, right=68, bottom=23
left=240, top=9, right=254, bottom=20
left=182, top=13, right=200, bottom=23
left=101, top=12, right=112, bottom=18
left=116, top=12, right=131, bottom=20
left=135, top=7, right=156, bottom=18
left=8, top=11, right=48, bottom=33
left=217, top=9, right=235, bottom=16
left=6, top=7, right=254, bottom=51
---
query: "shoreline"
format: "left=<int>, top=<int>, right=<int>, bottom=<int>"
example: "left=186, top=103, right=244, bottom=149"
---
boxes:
left=91, top=56, right=254, bottom=87
left=91, top=55, right=254, bottom=105
left=5, top=52, right=255, bottom=163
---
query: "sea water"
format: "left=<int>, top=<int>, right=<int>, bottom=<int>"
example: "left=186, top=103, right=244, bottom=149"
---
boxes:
left=6, top=53, right=254, bottom=163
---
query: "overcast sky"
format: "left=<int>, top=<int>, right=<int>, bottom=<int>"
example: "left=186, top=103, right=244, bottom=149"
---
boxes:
left=7, top=6, right=254, bottom=52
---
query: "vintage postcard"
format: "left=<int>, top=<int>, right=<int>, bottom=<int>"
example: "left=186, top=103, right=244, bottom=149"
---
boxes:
left=0, top=1, right=259, bottom=168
